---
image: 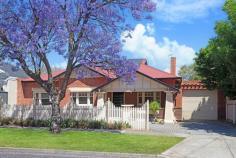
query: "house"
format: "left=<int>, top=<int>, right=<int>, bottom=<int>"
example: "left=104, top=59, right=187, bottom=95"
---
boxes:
left=7, top=57, right=227, bottom=122
left=8, top=57, right=181, bottom=123
left=0, top=63, right=27, bottom=105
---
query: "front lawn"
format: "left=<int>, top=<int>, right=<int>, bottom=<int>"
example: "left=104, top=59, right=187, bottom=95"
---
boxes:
left=0, top=128, right=183, bottom=154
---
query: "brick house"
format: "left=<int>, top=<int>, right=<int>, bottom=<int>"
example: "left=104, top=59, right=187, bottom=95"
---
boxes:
left=7, top=57, right=226, bottom=122
left=7, top=58, right=180, bottom=122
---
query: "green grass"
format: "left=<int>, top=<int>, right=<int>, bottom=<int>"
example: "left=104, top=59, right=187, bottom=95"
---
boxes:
left=0, top=128, right=183, bottom=154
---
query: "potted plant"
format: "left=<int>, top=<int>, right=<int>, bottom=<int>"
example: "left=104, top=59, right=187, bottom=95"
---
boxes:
left=149, top=101, right=160, bottom=123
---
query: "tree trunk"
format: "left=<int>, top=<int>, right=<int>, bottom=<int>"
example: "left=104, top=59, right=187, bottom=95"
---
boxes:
left=50, top=93, right=61, bottom=133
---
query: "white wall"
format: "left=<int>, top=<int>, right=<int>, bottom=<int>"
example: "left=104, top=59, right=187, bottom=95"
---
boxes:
left=164, top=92, right=176, bottom=123
left=182, top=90, right=218, bottom=120
left=5, top=78, right=18, bottom=105
left=97, top=92, right=105, bottom=108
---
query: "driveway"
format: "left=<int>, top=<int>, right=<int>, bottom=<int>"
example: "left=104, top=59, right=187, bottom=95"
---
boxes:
left=149, top=121, right=236, bottom=158
left=150, top=121, right=236, bottom=137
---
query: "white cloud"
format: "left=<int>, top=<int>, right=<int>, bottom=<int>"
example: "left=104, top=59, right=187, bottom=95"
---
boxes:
left=121, top=24, right=196, bottom=73
left=154, top=0, right=224, bottom=23
left=146, top=23, right=155, bottom=35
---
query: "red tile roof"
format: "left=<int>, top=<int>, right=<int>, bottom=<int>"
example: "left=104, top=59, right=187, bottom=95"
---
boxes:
left=92, top=67, right=117, bottom=79
left=182, top=80, right=207, bottom=90
left=138, top=64, right=177, bottom=79
left=20, top=59, right=179, bottom=81
left=21, top=70, right=65, bottom=81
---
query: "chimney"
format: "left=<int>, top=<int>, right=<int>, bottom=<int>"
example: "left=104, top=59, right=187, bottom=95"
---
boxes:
left=170, top=57, right=176, bottom=76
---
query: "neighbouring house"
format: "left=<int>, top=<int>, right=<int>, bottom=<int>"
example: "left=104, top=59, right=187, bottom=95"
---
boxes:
left=0, top=63, right=27, bottom=105
left=6, top=57, right=227, bottom=122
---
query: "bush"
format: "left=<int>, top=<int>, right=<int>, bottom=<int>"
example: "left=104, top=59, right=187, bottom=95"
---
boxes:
left=149, top=101, right=160, bottom=115
left=0, top=117, right=131, bottom=130
left=61, top=119, right=77, bottom=128
left=77, top=120, right=90, bottom=129
left=0, top=118, right=131, bottom=130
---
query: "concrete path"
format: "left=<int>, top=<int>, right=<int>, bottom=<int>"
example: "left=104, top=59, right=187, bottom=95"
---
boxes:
left=160, top=135, right=236, bottom=158
left=0, top=148, right=160, bottom=158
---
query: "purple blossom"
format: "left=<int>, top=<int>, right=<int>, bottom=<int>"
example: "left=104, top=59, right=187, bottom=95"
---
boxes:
left=0, top=0, right=156, bottom=82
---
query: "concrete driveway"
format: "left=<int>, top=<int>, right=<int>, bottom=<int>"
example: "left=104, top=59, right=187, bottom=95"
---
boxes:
left=150, top=121, right=236, bottom=137
left=150, top=121, right=236, bottom=158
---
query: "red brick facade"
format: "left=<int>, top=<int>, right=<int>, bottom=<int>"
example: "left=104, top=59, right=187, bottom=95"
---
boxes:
left=17, top=77, right=108, bottom=106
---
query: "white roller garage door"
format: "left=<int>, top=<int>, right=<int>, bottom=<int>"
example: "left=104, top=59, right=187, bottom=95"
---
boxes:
left=182, top=90, right=218, bottom=120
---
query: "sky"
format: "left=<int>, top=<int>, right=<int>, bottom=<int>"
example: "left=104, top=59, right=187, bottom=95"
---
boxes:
left=50, top=0, right=227, bottom=73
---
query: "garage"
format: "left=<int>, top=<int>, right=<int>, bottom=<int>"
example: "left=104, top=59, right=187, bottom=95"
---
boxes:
left=182, top=81, right=219, bottom=120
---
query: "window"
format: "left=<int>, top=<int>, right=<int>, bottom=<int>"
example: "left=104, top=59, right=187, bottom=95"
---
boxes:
left=33, top=93, right=50, bottom=106
left=41, top=93, right=50, bottom=105
left=138, top=92, right=143, bottom=104
left=70, top=92, right=93, bottom=106
left=113, top=92, right=124, bottom=107
left=138, top=92, right=162, bottom=105
left=145, top=92, right=154, bottom=102
left=90, top=93, right=93, bottom=104
left=78, top=92, right=87, bottom=104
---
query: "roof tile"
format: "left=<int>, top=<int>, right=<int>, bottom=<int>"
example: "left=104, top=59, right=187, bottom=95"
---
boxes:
left=182, top=80, right=207, bottom=90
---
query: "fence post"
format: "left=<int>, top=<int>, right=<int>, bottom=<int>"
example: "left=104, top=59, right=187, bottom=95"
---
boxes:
left=145, top=100, right=149, bottom=130
left=106, top=98, right=110, bottom=122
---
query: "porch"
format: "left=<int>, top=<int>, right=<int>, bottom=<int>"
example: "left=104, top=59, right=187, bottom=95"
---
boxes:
left=94, top=72, right=179, bottom=123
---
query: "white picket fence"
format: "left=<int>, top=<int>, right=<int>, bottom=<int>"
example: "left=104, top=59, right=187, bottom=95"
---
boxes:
left=0, top=101, right=149, bottom=130
left=226, top=99, right=236, bottom=124
left=0, top=104, right=106, bottom=121
left=106, top=100, right=149, bottom=130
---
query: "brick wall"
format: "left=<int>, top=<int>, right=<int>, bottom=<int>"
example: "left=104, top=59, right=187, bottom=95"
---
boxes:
left=17, top=77, right=108, bottom=106
left=160, top=78, right=182, bottom=108
left=124, top=92, right=137, bottom=105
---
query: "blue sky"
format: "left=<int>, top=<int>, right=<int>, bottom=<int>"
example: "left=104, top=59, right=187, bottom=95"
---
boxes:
left=50, top=0, right=227, bottom=73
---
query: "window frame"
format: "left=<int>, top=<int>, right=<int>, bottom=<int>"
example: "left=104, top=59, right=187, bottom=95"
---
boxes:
left=137, top=92, right=162, bottom=106
left=33, top=92, right=50, bottom=106
left=70, top=92, right=93, bottom=106
left=144, top=92, right=154, bottom=102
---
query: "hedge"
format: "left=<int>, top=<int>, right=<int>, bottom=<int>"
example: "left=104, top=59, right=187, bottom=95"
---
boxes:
left=0, top=117, right=131, bottom=130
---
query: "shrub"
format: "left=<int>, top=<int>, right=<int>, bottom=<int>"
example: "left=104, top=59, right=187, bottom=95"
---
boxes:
left=149, top=101, right=160, bottom=115
left=0, top=117, right=131, bottom=130
left=77, top=120, right=90, bottom=129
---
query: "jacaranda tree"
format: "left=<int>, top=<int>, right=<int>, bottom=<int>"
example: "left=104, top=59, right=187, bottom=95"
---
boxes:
left=0, top=0, right=156, bottom=133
